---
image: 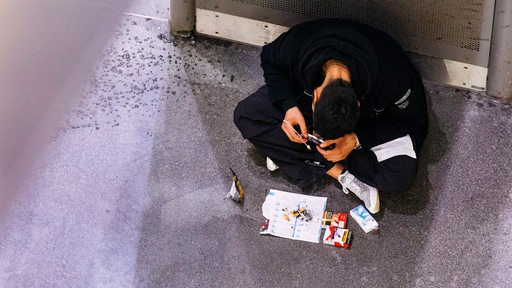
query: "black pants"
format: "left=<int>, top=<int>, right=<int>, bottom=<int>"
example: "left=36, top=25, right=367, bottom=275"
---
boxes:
left=234, top=85, right=427, bottom=193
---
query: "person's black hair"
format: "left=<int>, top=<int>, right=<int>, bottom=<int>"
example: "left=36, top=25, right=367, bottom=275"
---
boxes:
left=313, top=79, right=359, bottom=139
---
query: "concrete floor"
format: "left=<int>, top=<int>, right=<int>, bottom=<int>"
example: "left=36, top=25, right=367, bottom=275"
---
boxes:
left=1, top=2, right=512, bottom=288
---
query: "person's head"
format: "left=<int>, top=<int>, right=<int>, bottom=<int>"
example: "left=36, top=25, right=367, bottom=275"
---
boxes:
left=312, top=79, right=359, bottom=139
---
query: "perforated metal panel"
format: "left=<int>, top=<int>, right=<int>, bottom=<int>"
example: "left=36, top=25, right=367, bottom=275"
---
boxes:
left=233, top=0, right=487, bottom=53
left=196, top=0, right=496, bottom=90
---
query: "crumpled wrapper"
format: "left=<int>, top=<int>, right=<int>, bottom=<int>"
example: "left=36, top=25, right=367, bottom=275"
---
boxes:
left=226, top=168, right=244, bottom=203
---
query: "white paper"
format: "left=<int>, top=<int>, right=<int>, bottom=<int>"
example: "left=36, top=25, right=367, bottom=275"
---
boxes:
left=261, top=189, right=327, bottom=243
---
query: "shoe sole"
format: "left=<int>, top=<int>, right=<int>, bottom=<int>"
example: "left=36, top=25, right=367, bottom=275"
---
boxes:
left=367, top=190, right=380, bottom=214
left=266, top=157, right=279, bottom=171
left=344, top=187, right=380, bottom=214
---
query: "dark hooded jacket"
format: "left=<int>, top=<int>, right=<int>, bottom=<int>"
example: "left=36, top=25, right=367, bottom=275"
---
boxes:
left=260, top=18, right=427, bottom=148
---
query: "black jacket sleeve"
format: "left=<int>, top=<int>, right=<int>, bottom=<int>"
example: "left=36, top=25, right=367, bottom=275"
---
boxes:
left=354, top=71, right=428, bottom=149
left=260, top=34, right=300, bottom=111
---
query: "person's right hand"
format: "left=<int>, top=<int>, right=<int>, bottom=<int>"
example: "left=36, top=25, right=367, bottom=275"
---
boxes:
left=281, top=106, right=308, bottom=144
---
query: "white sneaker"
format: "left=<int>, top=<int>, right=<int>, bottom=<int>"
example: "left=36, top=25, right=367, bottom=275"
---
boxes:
left=338, top=171, right=380, bottom=214
left=266, top=157, right=279, bottom=171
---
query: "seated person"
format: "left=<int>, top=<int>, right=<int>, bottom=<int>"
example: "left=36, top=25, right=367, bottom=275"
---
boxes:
left=234, top=18, right=428, bottom=214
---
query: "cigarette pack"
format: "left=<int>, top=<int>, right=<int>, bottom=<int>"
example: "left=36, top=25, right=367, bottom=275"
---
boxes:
left=323, top=227, right=352, bottom=248
left=350, top=205, right=378, bottom=233
left=321, top=211, right=347, bottom=229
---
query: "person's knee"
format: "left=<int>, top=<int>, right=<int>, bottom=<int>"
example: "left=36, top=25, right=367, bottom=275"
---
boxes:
left=377, top=157, right=417, bottom=193
left=233, top=90, right=262, bottom=128
left=233, top=100, right=244, bottom=127
left=379, top=172, right=416, bottom=193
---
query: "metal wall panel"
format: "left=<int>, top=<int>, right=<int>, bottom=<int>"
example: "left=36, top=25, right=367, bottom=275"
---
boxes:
left=196, top=0, right=495, bottom=90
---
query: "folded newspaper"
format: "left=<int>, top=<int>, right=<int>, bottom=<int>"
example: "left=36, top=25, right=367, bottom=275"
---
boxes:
left=260, top=189, right=327, bottom=243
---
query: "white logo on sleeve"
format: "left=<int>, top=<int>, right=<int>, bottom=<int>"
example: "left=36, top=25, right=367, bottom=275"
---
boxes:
left=394, top=88, right=411, bottom=109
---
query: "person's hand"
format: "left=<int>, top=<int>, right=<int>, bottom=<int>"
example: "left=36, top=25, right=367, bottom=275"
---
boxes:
left=281, top=106, right=308, bottom=144
left=317, top=132, right=357, bottom=162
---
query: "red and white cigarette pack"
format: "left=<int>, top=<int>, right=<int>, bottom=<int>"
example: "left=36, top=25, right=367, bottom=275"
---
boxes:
left=321, top=211, right=347, bottom=229
left=323, top=227, right=352, bottom=248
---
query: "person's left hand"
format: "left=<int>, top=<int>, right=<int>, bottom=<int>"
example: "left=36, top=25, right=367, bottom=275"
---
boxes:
left=317, top=132, right=357, bottom=162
